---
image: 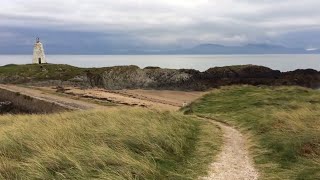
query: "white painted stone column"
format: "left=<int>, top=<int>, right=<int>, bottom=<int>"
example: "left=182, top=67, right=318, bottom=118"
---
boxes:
left=32, top=38, right=47, bottom=64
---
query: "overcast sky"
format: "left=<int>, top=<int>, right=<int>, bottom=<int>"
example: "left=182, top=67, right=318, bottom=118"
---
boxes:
left=1, top=0, right=320, bottom=53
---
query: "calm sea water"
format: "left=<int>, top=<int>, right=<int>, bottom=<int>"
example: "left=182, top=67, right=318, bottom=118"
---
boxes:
left=0, top=54, right=319, bottom=72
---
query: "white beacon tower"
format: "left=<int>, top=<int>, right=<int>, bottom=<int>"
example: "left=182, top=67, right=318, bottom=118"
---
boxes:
left=32, top=37, right=47, bottom=64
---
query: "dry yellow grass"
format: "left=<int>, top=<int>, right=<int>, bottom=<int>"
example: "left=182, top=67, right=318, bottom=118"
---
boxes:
left=0, top=108, right=221, bottom=179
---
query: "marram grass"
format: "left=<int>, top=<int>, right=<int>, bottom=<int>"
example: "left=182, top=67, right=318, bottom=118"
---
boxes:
left=184, top=85, right=320, bottom=180
left=0, top=108, right=221, bottom=180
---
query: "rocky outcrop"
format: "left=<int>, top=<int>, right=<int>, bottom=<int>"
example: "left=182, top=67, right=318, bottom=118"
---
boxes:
left=198, top=65, right=282, bottom=88
left=204, top=65, right=281, bottom=78
left=0, top=64, right=319, bottom=90
left=276, top=69, right=320, bottom=88
left=87, top=65, right=195, bottom=90
left=83, top=65, right=320, bottom=90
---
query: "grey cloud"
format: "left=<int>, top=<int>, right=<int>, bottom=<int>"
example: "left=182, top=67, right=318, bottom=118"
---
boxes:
left=0, top=0, right=320, bottom=50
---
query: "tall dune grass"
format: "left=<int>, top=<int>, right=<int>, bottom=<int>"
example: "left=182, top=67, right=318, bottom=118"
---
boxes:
left=0, top=108, right=221, bottom=179
left=185, top=86, right=320, bottom=179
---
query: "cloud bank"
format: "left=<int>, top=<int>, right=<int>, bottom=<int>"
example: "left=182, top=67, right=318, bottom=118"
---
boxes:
left=1, top=0, right=320, bottom=53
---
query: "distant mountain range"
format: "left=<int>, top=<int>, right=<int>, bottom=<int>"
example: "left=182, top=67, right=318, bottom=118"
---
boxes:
left=162, top=44, right=320, bottom=55
left=1, top=43, right=320, bottom=54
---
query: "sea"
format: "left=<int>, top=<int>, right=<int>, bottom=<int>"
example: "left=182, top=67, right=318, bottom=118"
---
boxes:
left=0, top=54, right=319, bottom=72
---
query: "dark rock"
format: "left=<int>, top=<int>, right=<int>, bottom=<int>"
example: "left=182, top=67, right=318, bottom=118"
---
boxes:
left=278, top=69, right=320, bottom=88
left=55, top=86, right=71, bottom=93
left=204, top=65, right=281, bottom=79
left=0, top=101, right=13, bottom=113
left=144, top=66, right=161, bottom=69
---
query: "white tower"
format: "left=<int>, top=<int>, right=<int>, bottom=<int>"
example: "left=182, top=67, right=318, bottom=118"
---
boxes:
left=32, top=37, right=47, bottom=64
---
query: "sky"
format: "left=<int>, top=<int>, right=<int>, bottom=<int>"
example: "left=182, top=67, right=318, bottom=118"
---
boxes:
left=1, top=0, right=320, bottom=54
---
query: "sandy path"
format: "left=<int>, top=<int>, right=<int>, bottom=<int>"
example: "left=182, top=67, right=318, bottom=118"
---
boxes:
left=200, top=117, right=259, bottom=180
left=61, top=88, right=179, bottom=111
left=114, top=89, right=208, bottom=107
left=36, top=87, right=206, bottom=111
left=0, top=84, right=102, bottom=110
left=0, top=85, right=204, bottom=111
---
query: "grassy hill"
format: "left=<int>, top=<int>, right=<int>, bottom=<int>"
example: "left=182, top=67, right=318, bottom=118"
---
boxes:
left=0, top=64, right=85, bottom=82
left=0, top=108, right=221, bottom=179
left=184, top=86, right=320, bottom=179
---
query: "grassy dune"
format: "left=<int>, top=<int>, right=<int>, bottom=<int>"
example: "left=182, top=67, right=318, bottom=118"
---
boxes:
left=0, top=108, right=221, bottom=179
left=185, top=86, right=320, bottom=180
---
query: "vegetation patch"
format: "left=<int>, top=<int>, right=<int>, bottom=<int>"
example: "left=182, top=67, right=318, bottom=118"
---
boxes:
left=0, top=64, right=85, bottom=82
left=184, top=86, right=320, bottom=180
left=0, top=108, right=221, bottom=179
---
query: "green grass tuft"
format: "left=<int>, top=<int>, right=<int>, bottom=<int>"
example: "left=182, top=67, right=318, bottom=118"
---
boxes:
left=0, top=64, right=85, bottom=82
left=184, top=85, right=320, bottom=180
